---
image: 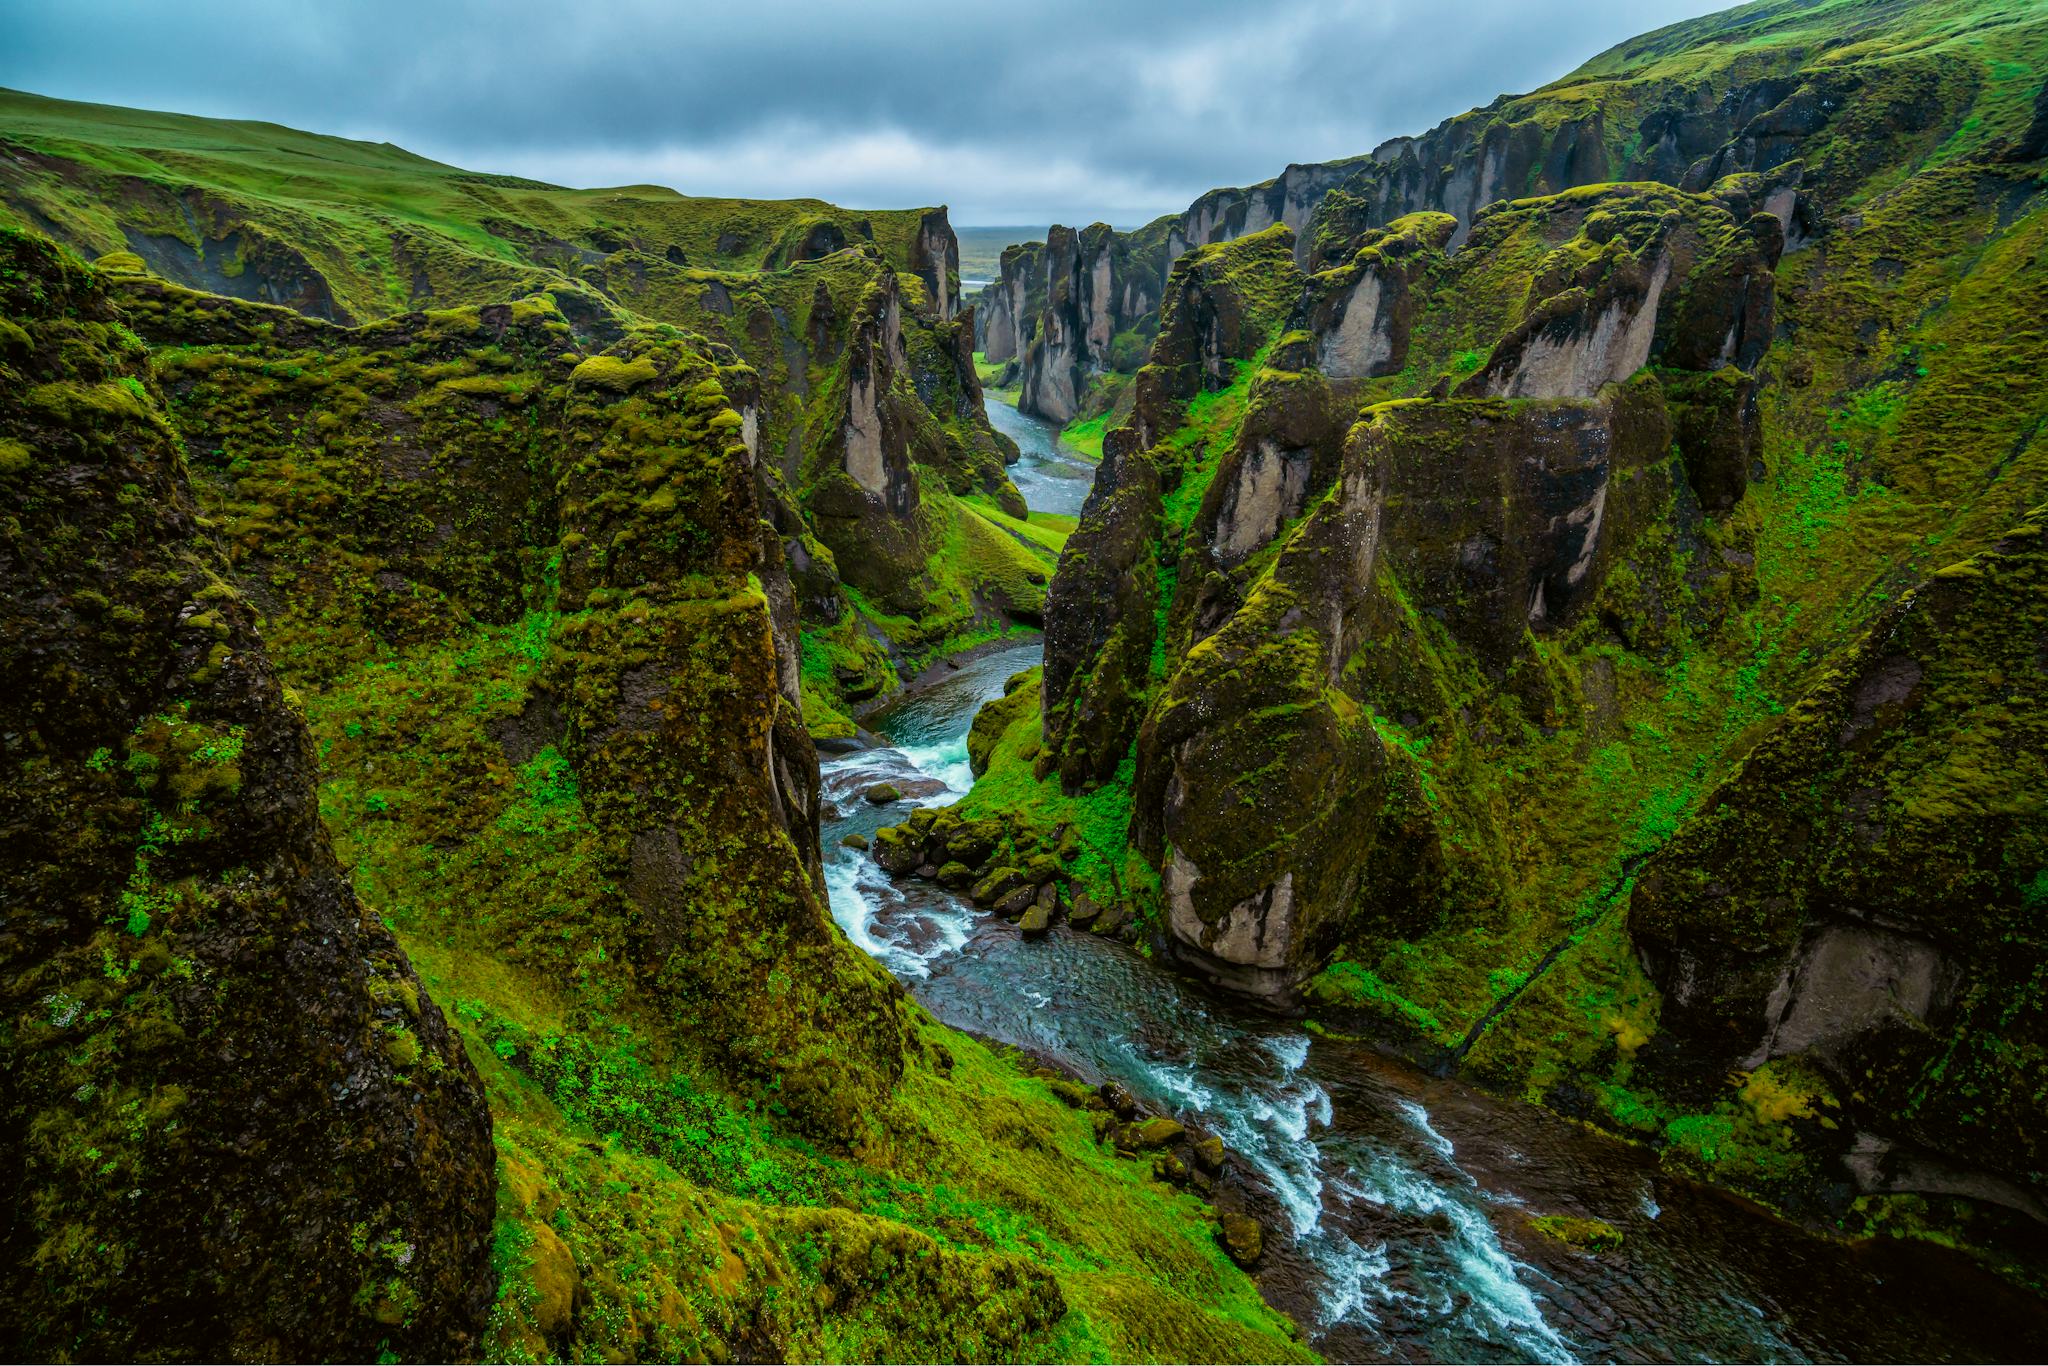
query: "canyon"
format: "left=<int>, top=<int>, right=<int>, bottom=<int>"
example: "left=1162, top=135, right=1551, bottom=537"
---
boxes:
left=4, top=0, right=2048, bottom=1359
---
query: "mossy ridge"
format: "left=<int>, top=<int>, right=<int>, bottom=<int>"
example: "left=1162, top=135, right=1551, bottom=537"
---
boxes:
left=0, top=86, right=955, bottom=321
left=983, top=0, right=2048, bottom=423
left=0, top=86, right=1052, bottom=733
left=0, top=226, right=496, bottom=1359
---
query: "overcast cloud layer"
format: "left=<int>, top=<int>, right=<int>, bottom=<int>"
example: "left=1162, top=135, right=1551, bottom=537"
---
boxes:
left=1, top=0, right=1728, bottom=226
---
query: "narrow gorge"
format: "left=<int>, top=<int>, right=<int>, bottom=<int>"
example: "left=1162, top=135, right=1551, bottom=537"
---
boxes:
left=4, top=0, right=2047, bottom=1360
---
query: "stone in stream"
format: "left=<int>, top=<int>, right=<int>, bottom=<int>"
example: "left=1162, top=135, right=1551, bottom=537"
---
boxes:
left=870, top=825, right=924, bottom=874
left=1218, top=1212, right=1264, bottom=1268
left=1125, top=1116, right=1185, bottom=1150
left=914, top=862, right=940, bottom=879
left=862, top=781, right=902, bottom=804
left=1018, top=903, right=1052, bottom=937
left=971, top=865, right=1029, bottom=906
left=1099, top=1082, right=1142, bottom=1120
left=839, top=832, right=870, bottom=850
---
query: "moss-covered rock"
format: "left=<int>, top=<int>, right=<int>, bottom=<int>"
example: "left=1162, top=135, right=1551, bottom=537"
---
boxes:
left=1529, top=1214, right=1625, bottom=1252
left=0, top=227, right=495, bottom=1360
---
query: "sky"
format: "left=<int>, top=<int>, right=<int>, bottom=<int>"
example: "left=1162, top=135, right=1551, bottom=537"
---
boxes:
left=1, top=0, right=1730, bottom=227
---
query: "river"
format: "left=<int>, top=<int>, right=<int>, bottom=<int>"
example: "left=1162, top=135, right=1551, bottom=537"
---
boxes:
left=816, top=395, right=2048, bottom=1363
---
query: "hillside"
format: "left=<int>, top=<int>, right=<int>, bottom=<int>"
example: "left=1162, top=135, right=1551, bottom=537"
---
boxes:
left=931, top=0, right=2048, bottom=1274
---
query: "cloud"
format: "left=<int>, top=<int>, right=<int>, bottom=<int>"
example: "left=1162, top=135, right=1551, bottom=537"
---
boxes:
left=0, top=0, right=1733, bottom=225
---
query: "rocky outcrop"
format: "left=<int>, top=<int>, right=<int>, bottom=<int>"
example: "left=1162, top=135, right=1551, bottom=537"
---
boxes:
left=1630, top=508, right=2048, bottom=1213
left=1167, top=161, right=1367, bottom=266
left=911, top=207, right=962, bottom=320
left=974, top=239, right=1044, bottom=364
left=0, top=228, right=495, bottom=1359
left=1017, top=222, right=1168, bottom=424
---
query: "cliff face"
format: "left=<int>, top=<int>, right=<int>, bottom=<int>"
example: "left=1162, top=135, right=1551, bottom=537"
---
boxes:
left=1631, top=508, right=2048, bottom=1219
left=0, top=229, right=496, bottom=1360
left=110, top=267, right=914, bottom=1139
left=973, top=238, right=1044, bottom=364
left=965, top=0, right=2048, bottom=1244
left=1041, top=182, right=1782, bottom=994
left=1015, top=222, right=1171, bottom=423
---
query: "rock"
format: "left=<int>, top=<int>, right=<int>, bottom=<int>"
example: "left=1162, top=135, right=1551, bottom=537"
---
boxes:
left=935, top=861, right=977, bottom=890
left=839, top=832, right=870, bottom=850
left=1219, top=1212, right=1264, bottom=1268
left=906, top=806, right=942, bottom=834
left=971, top=865, right=1028, bottom=906
left=1022, top=852, right=1062, bottom=885
left=526, top=1222, right=581, bottom=1341
left=914, top=862, right=940, bottom=879
left=1068, top=893, right=1102, bottom=927
left=1138, top=1114, right=1187, bottom=1146
left=1018, top=903, right=1052, bottom=937
left=1033, top=882, right=1060, bottom=912
left=870, top=825, right=924, bottom=875
left=1047, top=1079, right=1094, bottom=1108
left=862, top=781, right=902, bottom=804
left=1099, top=1082, right=1142, bottom=1120
left=1154, top=1154, right=1190, bottom=1186
left=0, top=232, right=495, bottom=1358
left=1091, top=901, right=1128, bottom=935
left=820, top=801, right=845, bottom=821
left=1529, top=1214, right=1624, bottom=1252
left=941, top=818, right=1003, bottom=865
left=1190, top=1135, right=1226, bottom=1173
left=994, top=885, right=1037, bottom=919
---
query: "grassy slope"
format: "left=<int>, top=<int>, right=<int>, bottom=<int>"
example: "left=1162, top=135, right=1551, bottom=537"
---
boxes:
left=0, top=87, right=949, bottom=318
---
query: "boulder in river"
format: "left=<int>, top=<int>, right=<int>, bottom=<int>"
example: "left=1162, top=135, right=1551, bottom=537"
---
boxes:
left=1529, top=1214, right=1624, bottom=1252
left=1099, top=1081, right=1142, bottom=1120
left=1126, top=1116, right=1186, bottom=1149
left=1219, top=1212, right=1264, bottom=1268
left=840, top=832, right=870, bottom=850
left=971, top=864, right=1029, bottom=906
left=1018, top=903, right=1052, bottom=937
left=871, top=825, right=924, bottom=874
left=862, top=781, right=903, bottom=804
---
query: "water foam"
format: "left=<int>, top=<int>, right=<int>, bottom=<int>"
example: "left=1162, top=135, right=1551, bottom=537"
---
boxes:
left=1262, top=1033, right=1312, bottom=1073
left=1341, top=1145, right=1577, bottom=1364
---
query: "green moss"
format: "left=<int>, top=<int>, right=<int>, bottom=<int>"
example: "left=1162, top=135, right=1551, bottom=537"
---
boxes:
left=1528, top=1214, right=1624, bottom=1251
